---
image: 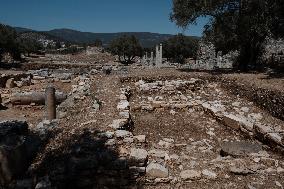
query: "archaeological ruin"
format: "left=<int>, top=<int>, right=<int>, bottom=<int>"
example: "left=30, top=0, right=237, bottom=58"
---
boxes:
left=0, top=44, right=284, bottom=189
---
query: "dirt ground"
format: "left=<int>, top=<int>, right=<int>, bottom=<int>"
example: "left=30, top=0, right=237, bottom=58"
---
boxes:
left=1, top=67, right=284, bottom=189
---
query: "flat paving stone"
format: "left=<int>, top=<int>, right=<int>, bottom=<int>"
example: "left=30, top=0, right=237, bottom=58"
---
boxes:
left=220, top=141, right=262, bottom=157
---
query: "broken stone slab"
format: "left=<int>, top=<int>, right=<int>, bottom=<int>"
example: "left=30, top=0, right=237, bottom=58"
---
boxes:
left=11, top=92, right=67, bottom=105
left=108, top=119, right=129, bottom=130
left=117, top=100, right=130, bottom=110
left=230, top=166, right=255, bottom=175
left=134, top=135, right=146, bottom=143
left=180, top=170, right=202, bottom=181
left=119, top=94, right=128, bottom=100
left=220, top=141, right=262, bottom=157
left=202, top=169, right=217, bottom=179
left=146, top=163, right=169, bottom=178
left=254, top=123, right=284, bottom=147
left=98, top=131, right=114, bottom=139
left=34, top=120, right=59, bottom=140
left=105, top=139, right=116, bottom=146
left=129, top=148, right=148, bottom=166
left=115, top=130, right=133, bottom=138
left=266, top=132, right=283, bottom=147
left=123, top=137, right=134, bottom=144
left=35, top=176, right=52, bottom=189
left=119, top=111, right=130, bottom=119
left=148, top=149, right=168, bottom=159
left=129, top=166, right=146, bottom=174
left=222, top=114, right=253, bottom=131
left=5, top=78, right=15, bottom=88
left=141, top=104, right=154, bottom=111
left=158, top=139, right=174, bottom=148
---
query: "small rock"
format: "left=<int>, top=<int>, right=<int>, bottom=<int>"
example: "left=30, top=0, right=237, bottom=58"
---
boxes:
left=230, top=166, right=254, bottom=175
left=117, top=100, right=129, bottom=110
left=105, top=139, right=116, bottom=146
left=146, top=163, right=169, bottom=178
left=109, top=119, right=128, bottom=130
left=134, top=135, right=146, bottom=143
left=158, top=140, right=173, bottom=148
left=275, top=181, right=283, bottom=188
left=115, top=130, right=133, bottom=138
left=154, top=177, right=172, bottom=183
left=119, top=111, right=130, bottom=119
left=35, top=176, right=51, bottom=189
left=148, top=149, right=168, bottom=158
left=6, top=78, right=15, bottom=88
left=220, top=141, right=262, bottom=157
left=123, top=137, right=134, bottom=144
left=180, top=170, right=201, bottom=181
left=120, top=94, right=128, bottom=100
left=130, top=148, right=148, bottom=166
left=277, top=167, right=284, bottom=173
left=202, top=169, right=217, bottom=179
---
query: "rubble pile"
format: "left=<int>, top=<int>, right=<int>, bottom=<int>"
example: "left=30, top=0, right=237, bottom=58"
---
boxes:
left=0, top=120, right=41, bottom=186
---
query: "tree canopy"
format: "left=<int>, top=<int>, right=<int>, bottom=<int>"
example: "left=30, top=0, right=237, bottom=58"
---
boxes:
left=163, top=34, right=199, bottom=64
left=108, top=35, right=142, bottom=64
left=0, top=24, right=45, bottom=62
left=171, top=0, right=284, bottom=71
left=0, top=24, right=21, bottom=61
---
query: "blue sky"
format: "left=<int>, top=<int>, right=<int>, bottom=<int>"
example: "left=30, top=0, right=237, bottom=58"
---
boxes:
left=0, top=0, right=208, bottom=36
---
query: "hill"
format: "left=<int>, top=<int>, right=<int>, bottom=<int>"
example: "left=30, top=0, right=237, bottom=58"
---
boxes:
left=14, top=27, right=199, bottom=48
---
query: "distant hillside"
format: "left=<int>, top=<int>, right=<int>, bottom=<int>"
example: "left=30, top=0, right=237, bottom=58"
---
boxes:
left=14, top=27, right=200, bottom=48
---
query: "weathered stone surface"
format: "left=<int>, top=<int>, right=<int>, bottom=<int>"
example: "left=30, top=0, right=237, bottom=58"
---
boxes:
left=221, top=141, right=262, bottom=157
left=230, top=166, right=255, bottom=175
left=105, top=139, right=116, bottom=146
left=117, top=100, right=129, bottom=110
left=141, top=104, right=154, bottom=111
left=266, top=132, right=283, bottom=146
left=99, top=131, right=114, bottom=139
left=180, top=170, right=202, bottom=181
left=222, top=114, right=253, bottom=131
left=202, top=169, right=217, bottom=179
left=129, top=166, right=146, bottom=174
left=130, top=148, right=148, bottom=166
left=5, top=78, right=15, bottom=88
left=134, top=135, right=146, bottom=143
left=148, top=149, right=168, bottom=158
left=119, top=111, right=130, bottom=119
left=123, top=137, right=134, bottom=144
left=115, top=130, right=133, bottom=138
left=35, top=176, right=52, bottom=189
left=158, top=138, right=174, bottom=148
left=109, top=119, right=128, bottom=130
left=119, top=94, right=128, bottom=100
left=146, top=163, right=169, bottom=178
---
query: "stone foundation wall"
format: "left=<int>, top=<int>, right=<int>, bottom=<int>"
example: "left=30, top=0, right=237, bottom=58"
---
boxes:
left=219, top=78, right=284, bottom=121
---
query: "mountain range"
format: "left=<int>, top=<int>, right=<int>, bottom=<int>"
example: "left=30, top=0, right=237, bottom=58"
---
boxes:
left=14, top=27, right=199, bottom=48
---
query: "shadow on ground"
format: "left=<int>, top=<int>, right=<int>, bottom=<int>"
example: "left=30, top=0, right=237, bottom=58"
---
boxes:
left=33, top=129, right=144, bottom=189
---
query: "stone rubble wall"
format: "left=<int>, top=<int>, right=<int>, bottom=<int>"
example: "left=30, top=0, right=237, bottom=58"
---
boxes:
left=219, top=78, right=284, bottom=121
left=202, top=101, right=284, bottom=149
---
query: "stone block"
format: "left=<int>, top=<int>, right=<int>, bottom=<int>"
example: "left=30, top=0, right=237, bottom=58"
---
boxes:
left=146, top=163, right=169, bottom=178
